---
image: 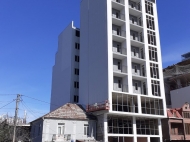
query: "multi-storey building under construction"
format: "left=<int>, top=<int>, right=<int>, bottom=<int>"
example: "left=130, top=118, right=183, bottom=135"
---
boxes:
left=50, top=0, right=167, bottom=142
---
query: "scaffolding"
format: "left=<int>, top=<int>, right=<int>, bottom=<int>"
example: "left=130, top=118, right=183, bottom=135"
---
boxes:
left=112, top=93, right=138, bottom=113
left=141, top=97, right=164, bottom=115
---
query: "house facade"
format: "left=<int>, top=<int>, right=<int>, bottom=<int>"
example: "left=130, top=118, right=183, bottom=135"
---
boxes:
left=31, top=103, right=96, bottom=142
left=162, top=103, right=190, bottom=141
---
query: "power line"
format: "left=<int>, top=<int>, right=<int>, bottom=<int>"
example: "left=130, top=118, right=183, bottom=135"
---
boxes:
left=0, top=100, right=15, bottom=109
left=21, top=95, right=59, bottom=106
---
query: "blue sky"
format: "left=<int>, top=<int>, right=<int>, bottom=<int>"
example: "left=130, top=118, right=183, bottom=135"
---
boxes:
left=0, top=0, right=190, bottom=121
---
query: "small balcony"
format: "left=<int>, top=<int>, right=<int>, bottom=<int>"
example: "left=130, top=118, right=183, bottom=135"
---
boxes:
left=128, top=0, right=141, bottom=16
left=129, top=16, right=143, bottom=31
left=133, top=80, right=147, bottom=95
left=113, top=65, right=128, bottom=77
left=131, top=47, right=145, bottom=63
left=112, top=13, right=125, bottom=26
left=130, top=31, right=144, bottom=47
left=112, top=29, right=126, bottom=42
left=112, top=0, right=125, bottom=5
left=113, top=84, right=128, bottom=93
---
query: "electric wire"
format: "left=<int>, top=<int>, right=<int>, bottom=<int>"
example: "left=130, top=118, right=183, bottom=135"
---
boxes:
left=0, top=100, right=15, bottom=109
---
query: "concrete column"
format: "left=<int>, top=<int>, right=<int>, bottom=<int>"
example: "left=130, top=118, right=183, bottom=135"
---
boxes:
left=138, top=95, right=142, bottom=114
left=133, top=117, right=137, bottom=142
left=147, top=136, right=150, bottom=142
left=104, top=113, right=108, bottom=142
left=158, top=119, right=163, bottom=142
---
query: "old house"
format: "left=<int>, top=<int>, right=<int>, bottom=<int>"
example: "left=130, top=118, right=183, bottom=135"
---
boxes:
left=30, top=103, right=97, bottom=142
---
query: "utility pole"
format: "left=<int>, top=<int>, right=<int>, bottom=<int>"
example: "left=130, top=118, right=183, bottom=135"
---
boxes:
left=12, top=94, right=21, bottom=142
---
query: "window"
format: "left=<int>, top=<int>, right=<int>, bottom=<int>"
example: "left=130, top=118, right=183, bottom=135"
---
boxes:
left=118, top=80, right=121, bottom=88
left=135, top=82, right=138, bottom=90
left=74, top=68, right=79, bottom=75
left=147, top=30, right=156, bottom=45
left=118, top=62, right=121, bottom=70
left=133, top=49, right=136, bottom=56
left=75, top=43, right=80, bottom=50
left=74, top=95, right=79, bottom=103
left=150, top=63, right=159, bottom=79
left=74, top=81, right=79, bottom=88
left=142, top=65, right=145, bottom=76
left=58, top=123, right=65, bottom=135
left=184, top=112, right=190, bottom=118
left=117, top=44, right=120, bottom=52
left=134, top=65, right=137, bottom=73
left=76, top=30, right=80, bottom=37
left=75, top=55, right=80, bottom=62
left=185, top=123, right=190, bottom=134
left=84, top=124, right=89, bottom=136
left=149, top=46, right=158, bottom=62
left=143, top=82, right=146, bottom=95
left=145, top=1, right=154, bottom=15
left=146, top=15, right=155, bottom=30
left=151, top=80, right=160, bottom=96
left=133, top=33, right=135, bottom=40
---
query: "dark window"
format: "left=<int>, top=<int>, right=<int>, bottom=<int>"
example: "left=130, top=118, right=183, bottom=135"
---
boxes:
left=76, top=30, right=80, bottom=37
left=75, top=68, right=79, bottom=75
left=118, top=62, right=121, bottom=70
left=145, top=1, right=154, bottom=15
left=74, top=95, right=79, bottom=103
left=74, top=81, right=79, bottom=88
left=75, top=55, right=79, bottom=62
left=147, top=30, right=156, bottom=46
left=135, top=83, right=138, bottom=90
left=118, top=80, right=121, bottom=88
left=75, top=43, right=80, bottom=50
left=135, top=65, right=137, bottom=73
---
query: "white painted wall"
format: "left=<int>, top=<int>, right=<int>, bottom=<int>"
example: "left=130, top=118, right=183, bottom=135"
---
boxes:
left=50, top=22, right=80, bottom=111
left=171, top=86, right=190, bottom=108
left=80, top=0, right=109, bottom=106
left=31, top=118, right=96, bottom=142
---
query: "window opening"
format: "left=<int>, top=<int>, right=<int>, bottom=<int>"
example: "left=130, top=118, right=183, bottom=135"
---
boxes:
left=118, top=80, right=121, bottom=88
left=151, top=80, right=160, bottom=96
left=147, top=30, right=156, bottom=45
left=135, top=82, right=138, bottom=90
left=149, top=47, right=158, bottom=62
left=74, top=81, right=79, bottom=88
left=134, top=65, right=137, bottom=73
left=118, top=62, right=121, bottom=70
left=133, top=49, right=136, bottom=56
left=76, top=30, right=80, bottom=37
left=74, top=95, right=79, bottom=103
left=84, top=124, right=89, bottom=136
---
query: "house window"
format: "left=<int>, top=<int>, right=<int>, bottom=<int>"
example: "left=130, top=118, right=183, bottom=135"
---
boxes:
left=151, top=80, right=160, bottom=96
left=58, top=123, right=65, bottom=135
left=75, top=68, right=79, bottom=75
left=146, top=15, right=155, bottom=30
left=145, top=1, right=154, bottom=15
left=150, top=63, right=159, bottom=79
left=74, top=81, right=79, bottom=88
left=84, top=124, right=89, bottom=136
left=74, top=95, right=79, bottom=103
left=75, top=55, right=80, bottom=62
left=75, top=43, right=80, bottom=50
left=183, top=112, right=190, bottom=118
left=149, top=46, right=158, bottom=62
left=147, top=30, right=156, bottom=46
left=76, top=30, right=80, bottom=37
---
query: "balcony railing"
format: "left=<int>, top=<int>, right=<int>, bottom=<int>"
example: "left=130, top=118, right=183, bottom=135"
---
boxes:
left=112, top=0, right=125, bottom=5
left=133, top=87, right=148, bottom=95
left=113, top=65, right=128, bottom=74
left=113, top=30, right=126, bottom=38
left=112, top=13, right=125, bottom=21
left=113, top=84, right=128, bottom=92
left=129, top=4, right=141, bottom=11
left=113, top=47, right=127, bottom=55
left=132, top=69, right=146, bottom=77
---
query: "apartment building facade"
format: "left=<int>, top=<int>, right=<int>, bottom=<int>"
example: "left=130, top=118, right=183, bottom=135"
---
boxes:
left=51, top=0, right=167, bottom=141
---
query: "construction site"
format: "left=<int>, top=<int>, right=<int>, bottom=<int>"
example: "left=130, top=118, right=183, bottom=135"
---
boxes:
left=163, top=52, right=190, bottom=108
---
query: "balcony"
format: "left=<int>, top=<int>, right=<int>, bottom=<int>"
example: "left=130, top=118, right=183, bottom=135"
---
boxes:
left=113, top=65, right=128, bottom=77
left=113, top=47, right=127, bottom=59
left=112, top=13, right=125, bottom=26
left=128, top=2, right=141, bottom=16
left=131, top=48, right=145, bottom=64
left=113, top=84, right=128, bottom=93
left=130, top=20, right=143, bottom=32
left=112, top=0, right=125, bottom=10
left=112, top=30, right=126, bottom=42
left=133, top=80, right=147, bottom=95
left=130, top=31, right=144, bottom=47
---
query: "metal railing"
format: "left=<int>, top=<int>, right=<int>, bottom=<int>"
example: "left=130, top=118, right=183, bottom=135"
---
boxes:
left=113, top=47, right=127, bottom=55
left=112, top=30, right=126, bottom=37
left=113, top=84, right=128, bottom=92
left=113, top=65, right=127, bottom=74
left=112, top=0, right=125, bottom=5
left=131, top=53, right=145, bottom=59
left=112, top=13, right=125, bottom=21
left=86, top=100, right=110, bottom=112
left=132, top=69, right=146, bottom=77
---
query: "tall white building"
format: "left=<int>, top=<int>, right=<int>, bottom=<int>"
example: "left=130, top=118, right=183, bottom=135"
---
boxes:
left=51, top=0, right=167, bottom=141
